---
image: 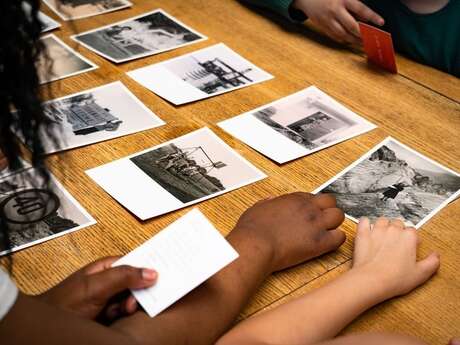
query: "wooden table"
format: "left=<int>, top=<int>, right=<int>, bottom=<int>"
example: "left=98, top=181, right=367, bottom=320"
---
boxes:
left=5, top=0, right=460, bottom=343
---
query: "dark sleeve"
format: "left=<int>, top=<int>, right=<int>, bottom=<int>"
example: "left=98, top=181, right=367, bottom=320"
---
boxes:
left=242, top=0, right=307, bottom=22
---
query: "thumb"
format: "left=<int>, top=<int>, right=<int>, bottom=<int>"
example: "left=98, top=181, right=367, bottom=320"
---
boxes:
left=414, top=252, right=440, bottom=286
left=86, top=265, right=157, bottom=303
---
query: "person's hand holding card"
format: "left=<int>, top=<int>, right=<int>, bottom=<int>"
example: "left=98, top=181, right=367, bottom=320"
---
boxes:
left=40, top=257, right=158, bottom=322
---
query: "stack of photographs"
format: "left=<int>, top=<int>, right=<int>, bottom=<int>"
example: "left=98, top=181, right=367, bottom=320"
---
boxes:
left=219, top=86, right=377, bottom=164
left=127, top=43, right=274, bottom=105
left=16, top=81, right=165, bottom=154
left=43, top=0, right=132, bottom=21
left=314, top=138, right=460, bottom=228
left=72, top=9, right=207, bottom=63
left=87, top=128, right=267, bottom=220
left=0, top=168, right=95, bottom=256
left=38, top=34, right=98, bottom=84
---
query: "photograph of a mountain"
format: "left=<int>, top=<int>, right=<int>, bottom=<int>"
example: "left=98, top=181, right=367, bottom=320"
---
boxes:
left=318, top=139, right=460, bottom=227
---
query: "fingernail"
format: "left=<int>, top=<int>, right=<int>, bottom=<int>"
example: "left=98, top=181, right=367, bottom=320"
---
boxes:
left=142, top=269, right=157, bottom=281
left=449, top=338, right=460, bottom=345
left=378, top=18, right=385, bottom=26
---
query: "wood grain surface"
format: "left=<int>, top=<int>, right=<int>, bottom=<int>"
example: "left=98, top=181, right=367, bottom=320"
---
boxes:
left=2, top=0, right=459, bottom=343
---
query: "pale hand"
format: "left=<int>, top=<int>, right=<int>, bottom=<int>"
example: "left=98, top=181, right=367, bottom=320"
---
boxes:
left=293, top=0, right=384, bottom=44
left=352, top=217, right=440, bottom=300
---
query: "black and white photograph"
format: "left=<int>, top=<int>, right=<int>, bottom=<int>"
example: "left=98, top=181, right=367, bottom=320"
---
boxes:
left=43, top=0, right=132, bottom=21
left=19, top=81, right=165, bottom=154
left=72, top=9, right=207, bottom=63
left=314, top=138, right=460, bottom=228
left=23, top=3, right=61, bottom=32
left=38, top=34, right=98, bottom=84
left=0, top=158, right=31, bottom=180
left=86, top=127, right=266, bottom=220
left=39, top=10, right=61, bottom=32
left=218, top=86, right=376, bottom=164
left=0, top=168, right=96, bottom=256
left=127, top=43, right=274, bottom=105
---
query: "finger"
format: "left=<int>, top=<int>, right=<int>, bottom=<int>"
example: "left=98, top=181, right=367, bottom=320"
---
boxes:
left=373, top=217, right=390, bottom=230
left=86, top=265, right=157, bottom=302
left=414, top=252, right=440, bottom=286
left=346, top=0, right=385, bottom=26
left=105, top=302, right=121, bottom=320
left=312, top=193, right=337, bottom=210
left=319, top=229, right=347, bottom=253
left=123, top=295, right=139, bottom=315
left=449, top=338, right=460, bottom=345
left=290, top=191, right=314, bottom=200
left=337, top=7, right=361, bottom=38
left=356, top=217, right=371, bottom=237
left=329, top=20, right=358, bottom=44
left=319, top=207, right=345, bottom=230
left=390, top=218, right=405, bottom=229
left=82, top=256, right=122, bottom=275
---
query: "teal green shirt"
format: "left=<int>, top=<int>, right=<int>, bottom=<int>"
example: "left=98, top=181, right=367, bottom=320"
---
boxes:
left=243, top=0, right=460, bottom=76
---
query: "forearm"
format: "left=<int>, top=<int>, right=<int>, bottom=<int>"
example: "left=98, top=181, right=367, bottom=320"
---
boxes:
left=112, top=227, right=274, bottom=345
left=0, top=293, right=138, bottom=345
left=217, top=268, right=387, bottom=345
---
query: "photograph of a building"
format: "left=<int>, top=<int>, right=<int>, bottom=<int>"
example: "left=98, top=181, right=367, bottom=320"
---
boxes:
left=0, top=168, right=95, bottom=256
left=316, top=138, right=460, bottom=227
left=36, top=82, right=164, bottom=154
left=43, top=0, right=132, bottom=20
left=37, top=34, right=97, bottom=84
left=73, top=10, right=205, bottom=62
left=252, top=94, right=357, bottom=150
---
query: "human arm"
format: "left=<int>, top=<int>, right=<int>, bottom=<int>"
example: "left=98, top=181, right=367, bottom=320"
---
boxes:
left=216, top=217, right=440, bottom=345
left=111, top=193, right=346, bottom=345
left=0, top=262, right=157, bottom=345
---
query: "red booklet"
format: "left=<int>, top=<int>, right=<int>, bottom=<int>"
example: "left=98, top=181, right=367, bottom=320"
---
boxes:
left=359, top=22, right=398, bottom=74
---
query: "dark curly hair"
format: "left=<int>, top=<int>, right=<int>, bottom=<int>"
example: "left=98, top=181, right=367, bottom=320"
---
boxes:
left=0, top=0, right=55, bottom=258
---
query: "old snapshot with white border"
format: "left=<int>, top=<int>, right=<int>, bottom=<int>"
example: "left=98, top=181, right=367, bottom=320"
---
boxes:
left=219, top=86, right=377, bottom=163
left=43, top=0, right=132, bottom=21
left=0, top=168, right=96, bottom=256
left=87, top=128, right=267, bottom=220
left=72, top=9, right=207, bottom=63
left=38, top=34, right=98, bottom=84
left=127, top=43, right=274, bottom=105
left=20, top=81, right=165, bottom=154
left=314, top=138, right=460, bottom=228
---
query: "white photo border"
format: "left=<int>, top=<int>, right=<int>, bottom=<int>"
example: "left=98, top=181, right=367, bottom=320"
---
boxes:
left=0, top=168, right=97, bottom=256
left=86, top=127, right=267, bottom=220
left=35, top=81, right=165, bottom=154
left=71, top=8, right=208, bottom=63
left=218, top=86, right=377, bottom=164
left=42, top=0, right=132, bottom=21
left=313, top=137, right=460, bottom=229
left=39, top=34, right=98, bottom=84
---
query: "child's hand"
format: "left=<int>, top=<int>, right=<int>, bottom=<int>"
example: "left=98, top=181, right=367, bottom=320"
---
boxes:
left=232, top=192, right=346, bottom=272
left=352, top=217, right=440, bottom=300
left=292, top=0, right=384, bottom=44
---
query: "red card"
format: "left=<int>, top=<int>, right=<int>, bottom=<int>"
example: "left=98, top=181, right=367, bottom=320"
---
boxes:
left=359, top=22, right=398, bottom=74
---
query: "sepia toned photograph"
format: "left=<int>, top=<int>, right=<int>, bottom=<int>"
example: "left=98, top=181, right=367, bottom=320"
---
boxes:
left=37, top=34, right=98, bottom=84
left=127, top=43, right=274, bottom=105
left=43, top=0, right=132, bottom=21
left=23, top=81, right=165, bottom=154
left=218, top=86, right=376, bottom=164
left=72, top=9, right=206, bottom=63
left=314, top=138, right=460, bottom=228
left=86, top=128, right=266, bottom=220
left=0, top=168, right=96, bottom=256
